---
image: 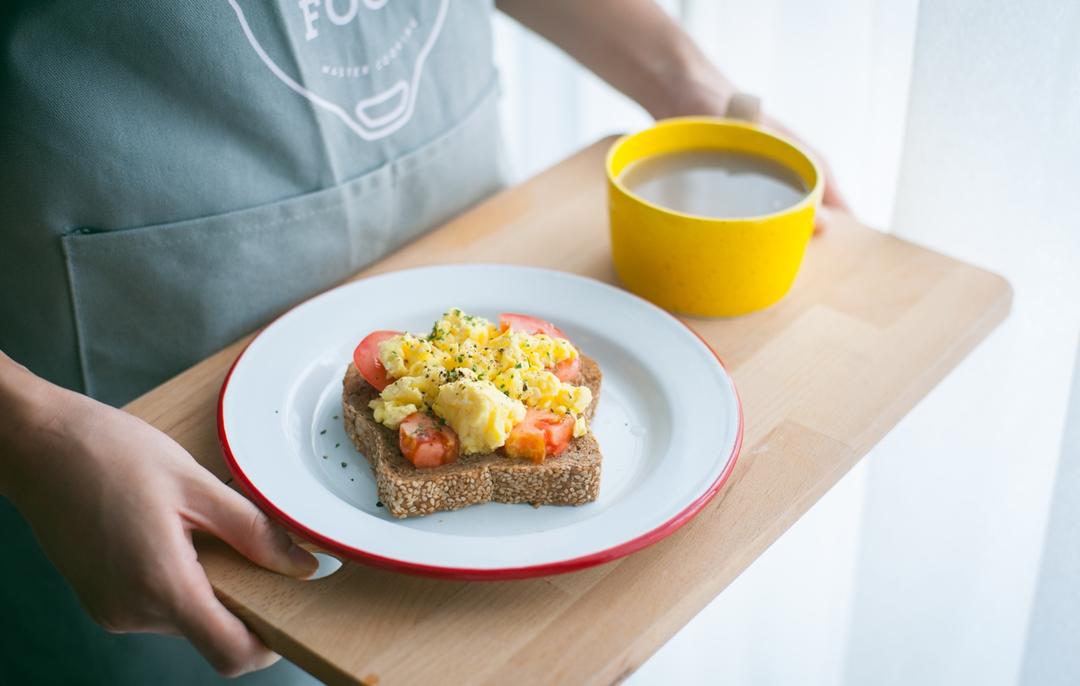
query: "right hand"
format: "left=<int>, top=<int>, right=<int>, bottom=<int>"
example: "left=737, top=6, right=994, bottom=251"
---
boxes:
left=1, top=358, right=318, bottom=676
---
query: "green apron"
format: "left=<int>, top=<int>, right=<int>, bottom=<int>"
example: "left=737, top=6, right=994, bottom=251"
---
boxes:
left=0, top=1, right=503, bottom=682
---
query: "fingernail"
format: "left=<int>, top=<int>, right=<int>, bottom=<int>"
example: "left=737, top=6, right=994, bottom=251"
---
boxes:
left=288, top=544, right=319, bottom=576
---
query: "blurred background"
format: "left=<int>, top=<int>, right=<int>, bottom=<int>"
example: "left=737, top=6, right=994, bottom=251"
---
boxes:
left=493, top=1, right=1080, bottom=684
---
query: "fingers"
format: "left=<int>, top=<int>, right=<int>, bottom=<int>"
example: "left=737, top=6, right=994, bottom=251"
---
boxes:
left=189, top=480, right=318, bottom=579
left=814, top=164, right=851, bottom=234
left=761, top=115, right=850, bottom=232
left=814, top=209, right=828, bottom=235
left=821, top=165, right=852, bottom=213
left=170, top=556, right=282, bottom=677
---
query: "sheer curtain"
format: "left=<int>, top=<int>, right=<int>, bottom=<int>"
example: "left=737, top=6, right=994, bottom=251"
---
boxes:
left=493, top=1, right=1080, bottom=684
left=842, top=1, right=1080, bottom=684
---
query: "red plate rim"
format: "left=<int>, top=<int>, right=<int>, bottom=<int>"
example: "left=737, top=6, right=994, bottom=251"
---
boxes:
left=217, top=267, right=744, bottom=581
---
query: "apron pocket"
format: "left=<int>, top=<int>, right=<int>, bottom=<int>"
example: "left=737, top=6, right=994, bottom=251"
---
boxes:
left=63, top=177, right=391, bottom=406
left=63, top=84, right=505, bottom=406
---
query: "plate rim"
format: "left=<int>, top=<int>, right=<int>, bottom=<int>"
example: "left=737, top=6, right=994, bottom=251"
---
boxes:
left=217, top=265, right=744, bottom=581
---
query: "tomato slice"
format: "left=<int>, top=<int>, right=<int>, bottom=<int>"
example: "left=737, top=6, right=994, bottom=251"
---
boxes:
left=353, top=330, right=401, bottom=391
left=399, top=412, right=460, bottom=469
left=553, top=356, right=581, bottom=383
left=504, top=408, right=575, bottom=463
left=499, top=313, right=568, bottom=340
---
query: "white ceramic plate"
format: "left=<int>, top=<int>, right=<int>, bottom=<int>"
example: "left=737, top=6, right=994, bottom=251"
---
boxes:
left=218, top=265, right=742, bottom=579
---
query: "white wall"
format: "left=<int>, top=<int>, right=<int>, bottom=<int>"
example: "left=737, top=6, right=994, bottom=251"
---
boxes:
left=843, top=1, right=1080, bottom=684
left=493, top=10, right=655, bottom=183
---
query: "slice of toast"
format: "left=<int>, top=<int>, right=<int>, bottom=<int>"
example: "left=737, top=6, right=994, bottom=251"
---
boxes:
left=342, top=356, right=603, bottom=518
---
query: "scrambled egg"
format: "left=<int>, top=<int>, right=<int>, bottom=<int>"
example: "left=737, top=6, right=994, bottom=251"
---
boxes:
left=433, top=380, right=525, bottom=454
left=369, top=308, right=592, bottom=454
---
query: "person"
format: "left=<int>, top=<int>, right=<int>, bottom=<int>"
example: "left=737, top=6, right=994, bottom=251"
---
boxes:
left=0, top=1, right=847, bottom=682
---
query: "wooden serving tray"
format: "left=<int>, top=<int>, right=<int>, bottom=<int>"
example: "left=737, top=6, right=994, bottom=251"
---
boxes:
left=125, top=137, right=1011, bottom=685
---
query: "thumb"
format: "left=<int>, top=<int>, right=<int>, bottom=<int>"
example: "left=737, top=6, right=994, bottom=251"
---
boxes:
left=193, top=481, right=318, bottom=578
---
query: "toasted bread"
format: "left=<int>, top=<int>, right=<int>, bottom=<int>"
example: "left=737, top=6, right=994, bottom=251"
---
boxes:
left=342, top=356, right=603, bottom=518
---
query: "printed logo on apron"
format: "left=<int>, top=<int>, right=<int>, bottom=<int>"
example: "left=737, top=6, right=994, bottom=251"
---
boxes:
left=228, top=0, right=449, bottom=140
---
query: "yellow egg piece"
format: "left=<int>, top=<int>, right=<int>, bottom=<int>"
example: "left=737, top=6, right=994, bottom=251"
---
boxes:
left=433, top=380, right=526, bottom=454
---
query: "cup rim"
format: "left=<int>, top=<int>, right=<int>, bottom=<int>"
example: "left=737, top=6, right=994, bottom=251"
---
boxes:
left=606, top=116, right=825, bottom=223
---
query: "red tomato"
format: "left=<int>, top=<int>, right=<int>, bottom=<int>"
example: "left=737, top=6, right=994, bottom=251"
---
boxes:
left=553, top=356, right=581, bottom=382
left=399, top=412, right=459, bottom=469
left=504, top=409, right=575, bottom=464
left=498, top=313, right=568, bottom=340
left=353, top=330, right=401, bottom=391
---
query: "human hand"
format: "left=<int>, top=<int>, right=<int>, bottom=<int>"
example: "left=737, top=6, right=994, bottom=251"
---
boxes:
left=2, top=371, right=318, bottom=676
left=761, top=115, right=851, bottom=232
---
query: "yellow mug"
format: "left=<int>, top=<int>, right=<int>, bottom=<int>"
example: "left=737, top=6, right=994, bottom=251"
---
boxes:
left=606, top=117, right=823, bottom=317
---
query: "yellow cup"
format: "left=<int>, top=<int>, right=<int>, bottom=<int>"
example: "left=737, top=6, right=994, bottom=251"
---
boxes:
left=606, top=117, right=823, bottom=317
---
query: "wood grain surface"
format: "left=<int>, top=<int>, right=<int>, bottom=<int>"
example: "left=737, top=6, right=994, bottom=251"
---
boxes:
left=125, top=137, right=1012, bottom=685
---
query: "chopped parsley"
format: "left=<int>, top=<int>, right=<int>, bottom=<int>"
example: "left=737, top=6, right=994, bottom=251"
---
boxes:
left=427, top=324, right=447, bottom=341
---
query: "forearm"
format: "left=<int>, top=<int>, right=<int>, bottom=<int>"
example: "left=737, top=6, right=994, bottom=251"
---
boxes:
left=0, top=351, right=66, bottom=501
left=495, top=0, right=734, bottom=119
